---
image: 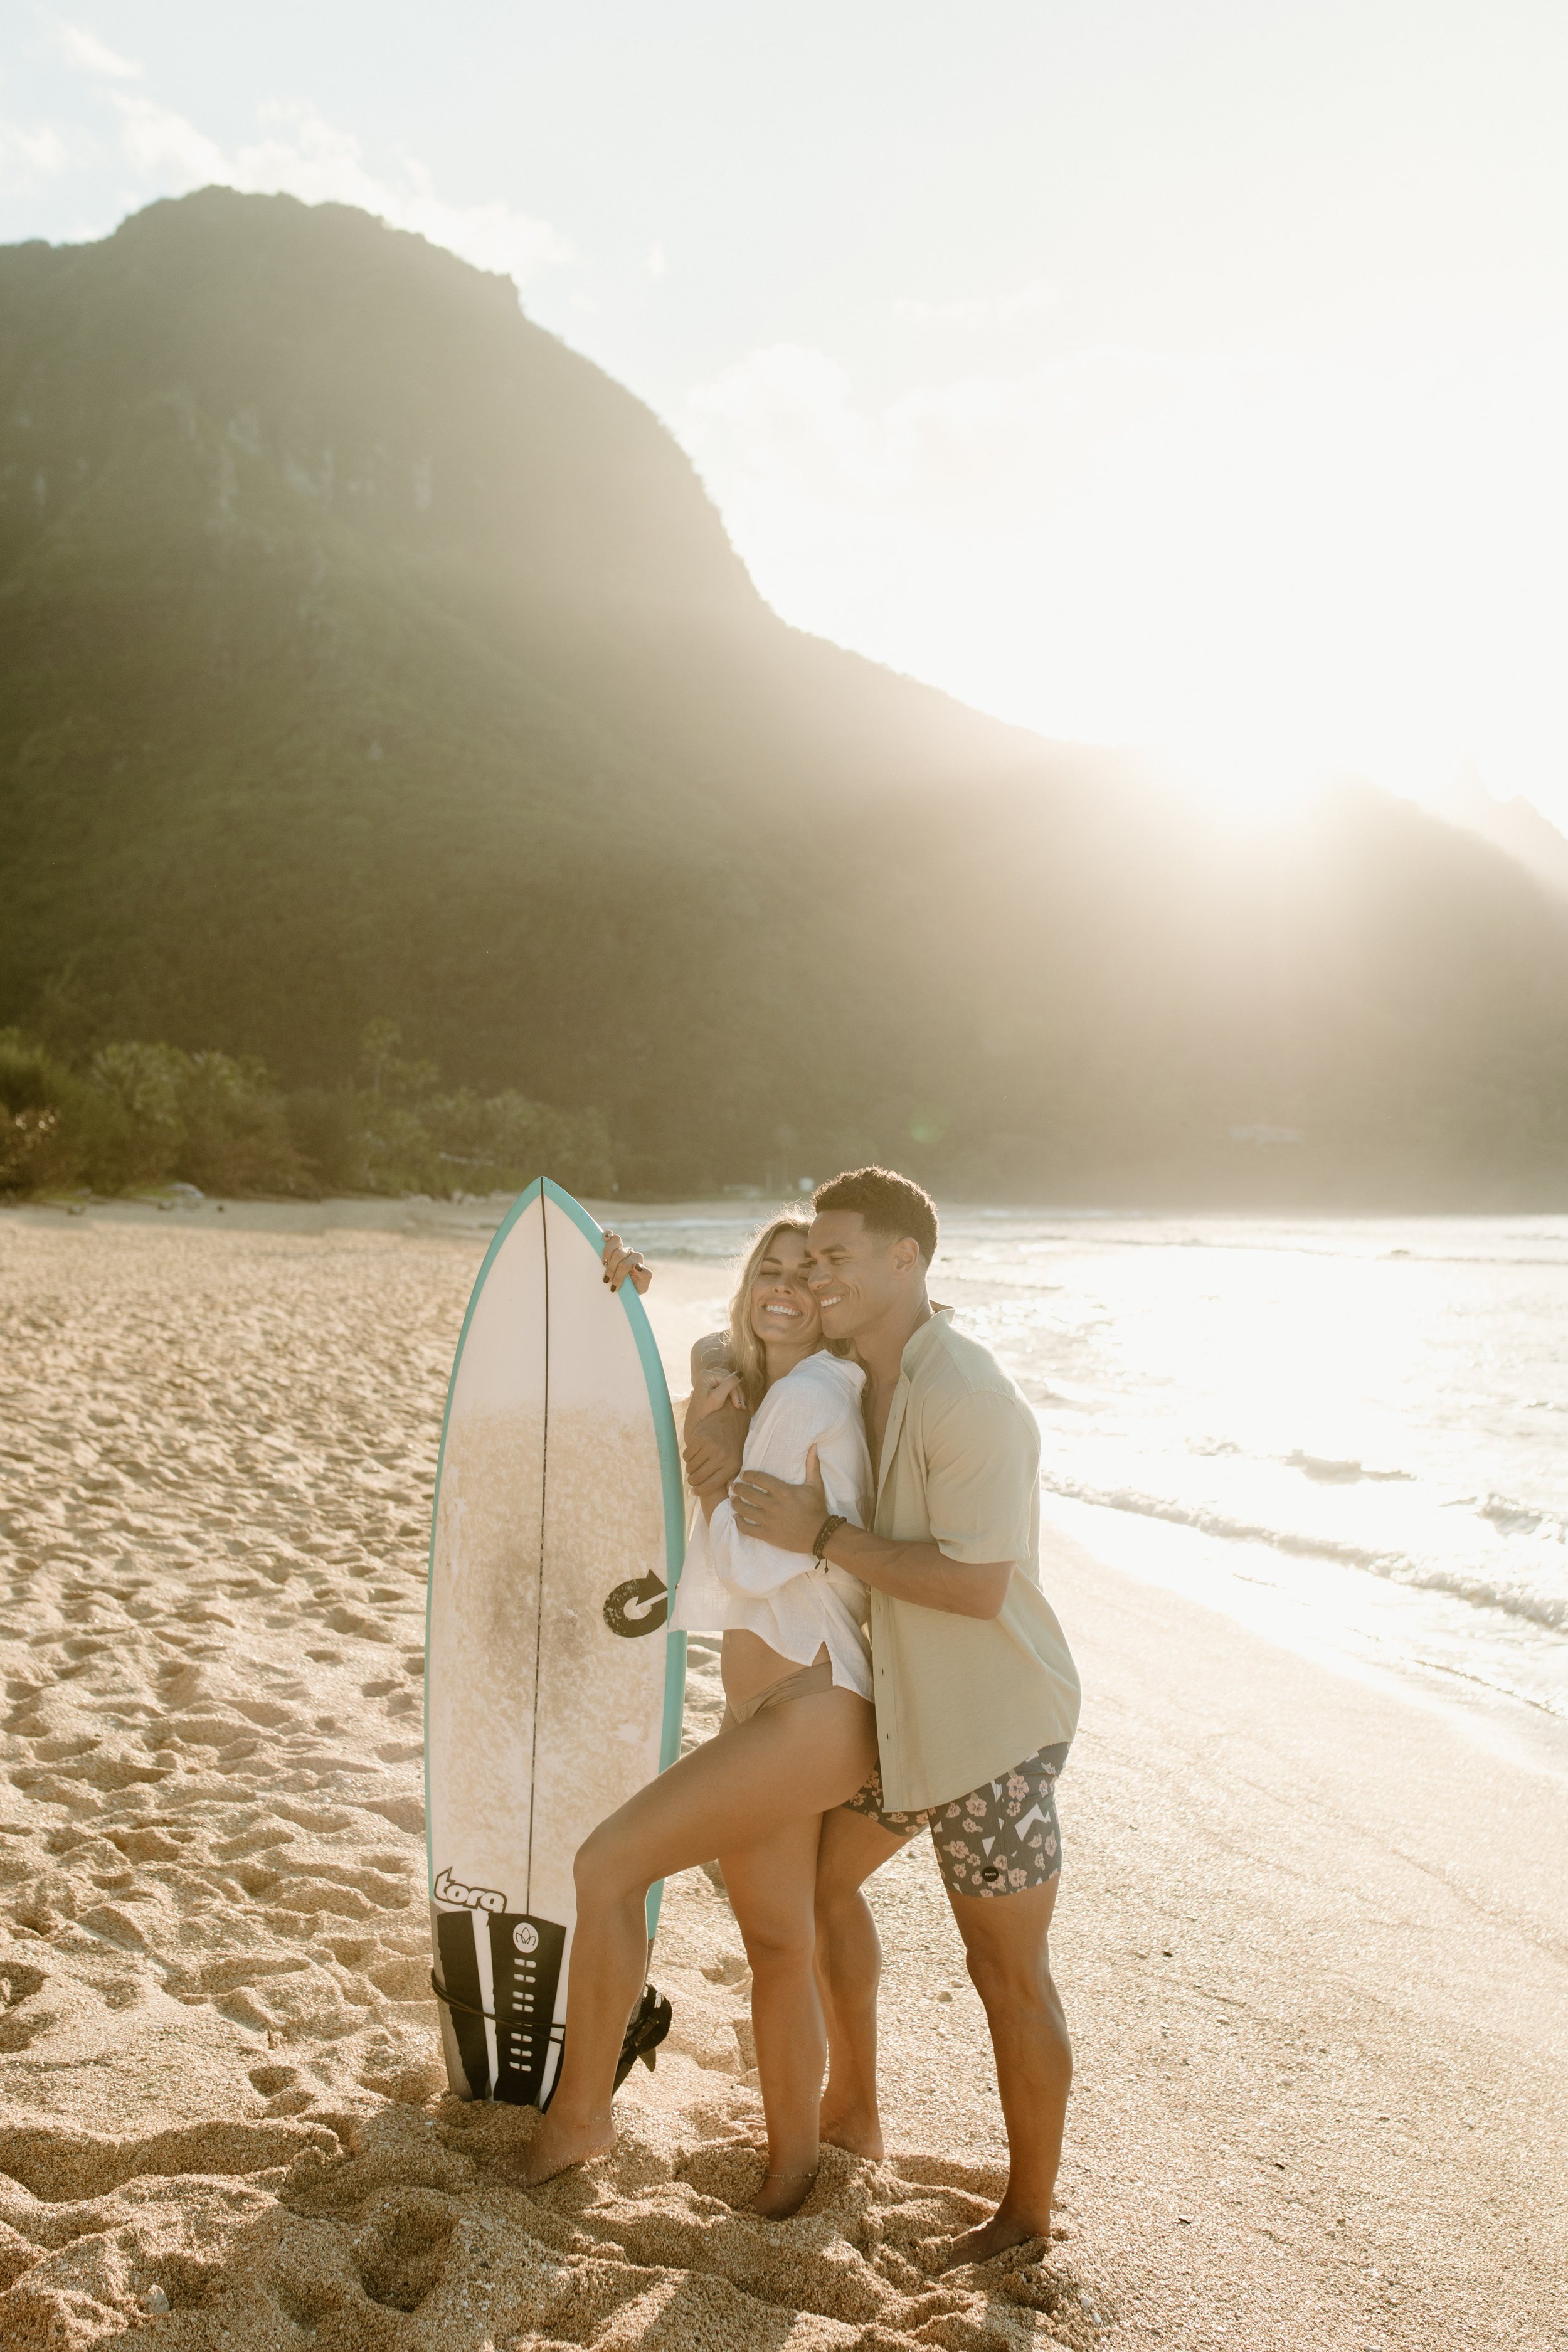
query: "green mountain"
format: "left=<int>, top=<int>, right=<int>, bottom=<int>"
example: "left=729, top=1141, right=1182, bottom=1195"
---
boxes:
left=3, top=188, right=1566, bottom=1204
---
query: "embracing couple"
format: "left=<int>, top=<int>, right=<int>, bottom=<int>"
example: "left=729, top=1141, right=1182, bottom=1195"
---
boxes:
left=522, top=1165, right=1081, bottom=2265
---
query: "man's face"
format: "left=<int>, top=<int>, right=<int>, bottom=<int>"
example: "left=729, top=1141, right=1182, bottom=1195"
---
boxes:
left=807, top=1210, right=908, bottom=1340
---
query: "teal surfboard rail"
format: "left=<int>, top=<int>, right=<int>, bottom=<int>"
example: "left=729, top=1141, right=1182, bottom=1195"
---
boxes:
left=423, top=1179, right=689, bottom=1951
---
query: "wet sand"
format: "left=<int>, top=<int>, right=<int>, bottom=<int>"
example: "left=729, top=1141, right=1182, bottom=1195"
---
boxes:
left=0, top=1201, right=1562, bottom=2348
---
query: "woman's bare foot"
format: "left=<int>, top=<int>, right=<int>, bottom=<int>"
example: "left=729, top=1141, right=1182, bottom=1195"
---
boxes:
left=507, top=2109, right=615, bottom=2188
left=751, top=2165, right=819, bottom=2220
left=938, top=2206, right=1051, bottom=2269
left=818, top=2098, right=884, bottom=2160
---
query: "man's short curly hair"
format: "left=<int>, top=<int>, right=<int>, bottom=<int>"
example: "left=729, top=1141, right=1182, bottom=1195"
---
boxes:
left=812, top=1166, right=938, bottom=1264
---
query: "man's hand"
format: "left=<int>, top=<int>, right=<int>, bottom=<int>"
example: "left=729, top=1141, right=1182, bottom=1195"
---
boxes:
left=731, top=1451, right=1013, bottom=1617
left=729, top=1444, right=829, bottom=1554
left=601, top=1231, right=650, bottom=1295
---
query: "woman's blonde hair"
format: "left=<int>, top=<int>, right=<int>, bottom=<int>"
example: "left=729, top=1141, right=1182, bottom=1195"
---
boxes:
left=728, top=1214, right=814, bottom=1410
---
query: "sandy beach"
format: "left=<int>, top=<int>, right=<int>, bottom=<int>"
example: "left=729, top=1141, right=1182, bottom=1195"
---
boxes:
left=0, top=1200, right=1563, bottom=2349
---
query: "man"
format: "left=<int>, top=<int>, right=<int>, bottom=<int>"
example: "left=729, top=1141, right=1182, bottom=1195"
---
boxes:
left=730, top=1166, right=1081, bottom=2265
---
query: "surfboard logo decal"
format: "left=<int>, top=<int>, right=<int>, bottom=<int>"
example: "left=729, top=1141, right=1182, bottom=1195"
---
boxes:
left=434, top=1866, right=508, bottom=1914
left=603, top=1571, right=669, bottom=1638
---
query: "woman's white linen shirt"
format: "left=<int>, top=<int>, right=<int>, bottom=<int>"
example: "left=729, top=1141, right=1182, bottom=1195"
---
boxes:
left=673, top=1353, right=872, bottom=1698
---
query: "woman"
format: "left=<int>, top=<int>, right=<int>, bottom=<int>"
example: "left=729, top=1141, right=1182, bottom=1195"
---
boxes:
left=519, top=1216, right=875, bottom=2217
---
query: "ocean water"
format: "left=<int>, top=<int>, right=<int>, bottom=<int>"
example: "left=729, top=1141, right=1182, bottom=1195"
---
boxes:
left=618, top=1207, right=1568, bottom=1766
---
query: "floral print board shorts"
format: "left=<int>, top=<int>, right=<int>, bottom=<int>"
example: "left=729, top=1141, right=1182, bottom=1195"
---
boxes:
left=842, top=1742, right=1071, bottom=1898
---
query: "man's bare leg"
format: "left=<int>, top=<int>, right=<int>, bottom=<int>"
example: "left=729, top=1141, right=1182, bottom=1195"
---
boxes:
left=813, top=1806, right=913, bottom=2159
left=936, top=1870, right=1069, bottom=2266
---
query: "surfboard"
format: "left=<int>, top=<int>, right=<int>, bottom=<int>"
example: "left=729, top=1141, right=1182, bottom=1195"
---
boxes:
left=425, top=1177, right=686, bottom=2107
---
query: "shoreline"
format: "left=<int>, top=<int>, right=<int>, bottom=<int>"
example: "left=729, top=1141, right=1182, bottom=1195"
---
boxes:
left=14, top=1191, right=1568, bottom=1232
left=8, top=1198, right=1565, bottom=1772
left=1042, top=1493, right=1568, bottom=1791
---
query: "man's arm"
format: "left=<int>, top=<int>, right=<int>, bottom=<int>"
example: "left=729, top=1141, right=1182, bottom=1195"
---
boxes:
left=824, top=1523, right=1012, bottom=1619
left=702, top=1389, right=869, bottom=1595
left=728, top=1451, right=1012, bottom=1621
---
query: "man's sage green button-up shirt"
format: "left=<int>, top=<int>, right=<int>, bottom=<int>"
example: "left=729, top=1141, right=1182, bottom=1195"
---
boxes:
left=867, top=1310, right=1081, bottom=1815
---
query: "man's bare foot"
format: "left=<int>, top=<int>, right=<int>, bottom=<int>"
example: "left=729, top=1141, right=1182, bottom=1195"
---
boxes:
left=506, top=2109, right=615, bottom=2188
left=938, top=2207, right=1051, bottom=2270
left=818, top=2101, right=884, bottom=2160
left=751, top=2165, right=819, bottom=2220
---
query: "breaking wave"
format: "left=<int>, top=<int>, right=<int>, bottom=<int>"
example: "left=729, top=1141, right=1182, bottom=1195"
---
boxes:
left=1040, top=1475, right=1568, bottom=1634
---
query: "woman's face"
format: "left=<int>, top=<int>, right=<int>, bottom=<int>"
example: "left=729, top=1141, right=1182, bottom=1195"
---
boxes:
left=748, top=1227, right=822, bottom=1351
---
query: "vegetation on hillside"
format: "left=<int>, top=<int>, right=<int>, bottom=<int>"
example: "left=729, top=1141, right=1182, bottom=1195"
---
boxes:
left=0, top=1022, right=613, bottom=1202
left=3, top=188, right=1567, bottom=1206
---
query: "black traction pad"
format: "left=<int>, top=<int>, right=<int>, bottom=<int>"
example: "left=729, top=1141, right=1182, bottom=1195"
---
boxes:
left=433, top=1910, right=567, bottom=2105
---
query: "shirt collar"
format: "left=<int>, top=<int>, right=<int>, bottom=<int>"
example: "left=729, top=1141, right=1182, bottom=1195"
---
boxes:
left=899, top=1306, right=954, bottom=1378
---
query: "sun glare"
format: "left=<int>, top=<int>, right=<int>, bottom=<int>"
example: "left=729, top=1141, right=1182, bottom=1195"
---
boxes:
left=689, top=339, right=1568, bottom=832
left=1015, top=352, right=1562, bottom=824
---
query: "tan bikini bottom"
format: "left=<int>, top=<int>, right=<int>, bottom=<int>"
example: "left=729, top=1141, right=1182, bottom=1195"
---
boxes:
left=720, top=1658, right=836, bottom=1731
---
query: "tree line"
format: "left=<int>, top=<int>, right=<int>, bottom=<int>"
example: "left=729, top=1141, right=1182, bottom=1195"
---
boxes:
left=0, top=1020, right=613, bottom=1204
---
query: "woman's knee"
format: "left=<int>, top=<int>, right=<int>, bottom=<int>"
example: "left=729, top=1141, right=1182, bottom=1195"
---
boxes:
left=738, top=1912, right=817, bottom=1976
left=813, top=1877, right=874, bottom=1943
left=573, top=1823, right=648, bottom=1906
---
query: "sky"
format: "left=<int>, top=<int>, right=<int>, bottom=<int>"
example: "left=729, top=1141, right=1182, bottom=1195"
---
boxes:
left=4, top=2, right=1568, bottom=824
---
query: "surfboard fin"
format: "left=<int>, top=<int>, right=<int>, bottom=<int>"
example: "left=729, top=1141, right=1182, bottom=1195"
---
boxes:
left=614, top=1983, right=672, bottom=2090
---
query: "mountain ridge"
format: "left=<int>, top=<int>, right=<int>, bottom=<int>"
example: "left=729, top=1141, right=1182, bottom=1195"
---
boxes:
left=1437, top=769, right=1568, bottom=906
left=3, top=188, right=1567, bottom=1204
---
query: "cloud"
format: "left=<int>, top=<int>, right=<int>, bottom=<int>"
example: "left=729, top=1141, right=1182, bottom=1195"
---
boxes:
left=0, top=120, right=74, bottom=177
left=40, top=65, right=573, bottom=292
left=113, top=93, right=223, bottom=183
left=681, top=339, right=1170, bottom=525
left=678, top=336, right=1568, bottom=811
left=57, top=21, right=142, bottom=80
left=16, top=53, right=576, bottom=294
left=678, top=344, right=1062, bottom=691
left=220, top=105, right=574, bottom=280
left=892, top=276, right=1058, bottom=332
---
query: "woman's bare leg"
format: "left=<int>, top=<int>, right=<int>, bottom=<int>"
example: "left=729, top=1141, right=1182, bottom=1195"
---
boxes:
left=812, top=1806, right=912, bottom=2158
left=719, top=1813, right=827, bottom=2216
left=518, top=1688, right=874, bottom=2186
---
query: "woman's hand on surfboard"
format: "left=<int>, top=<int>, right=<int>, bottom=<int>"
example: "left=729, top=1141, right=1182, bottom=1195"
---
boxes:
left=729, top=1443, right=829, bottom=1552
left=601, top=1231, right=651, bottom=1294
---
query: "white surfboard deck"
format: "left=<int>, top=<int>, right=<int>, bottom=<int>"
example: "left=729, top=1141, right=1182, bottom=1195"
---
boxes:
left=425, top=1178, right=686, bottom=2106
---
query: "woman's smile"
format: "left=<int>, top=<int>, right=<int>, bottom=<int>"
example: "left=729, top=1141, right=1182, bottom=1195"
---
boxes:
left=747, top=1227, right=822, bottom=1353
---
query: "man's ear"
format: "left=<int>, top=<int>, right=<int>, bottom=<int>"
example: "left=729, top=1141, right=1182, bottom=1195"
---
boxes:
left=891, top=1235, right=920, bottom=1278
